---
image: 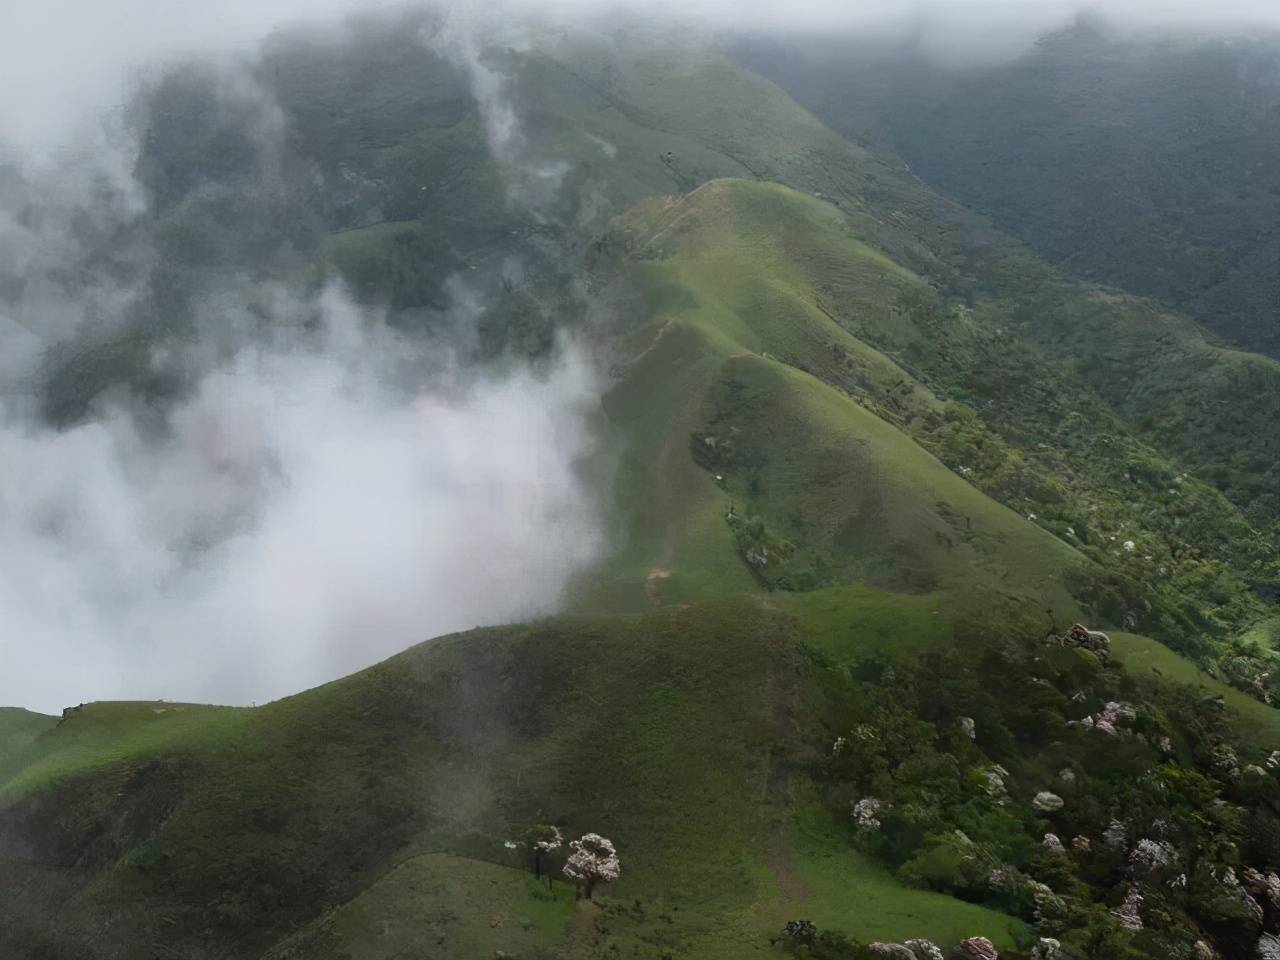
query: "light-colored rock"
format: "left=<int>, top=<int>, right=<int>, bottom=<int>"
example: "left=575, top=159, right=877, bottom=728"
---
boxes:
left=1221, top=868, right=1265, bottom=928
left=1257, top=933, right=1280, bottom=960
left=1030, top=939, right=1062, bottom=960
left=958, top=716, right=977, bottom=740
left=1211, top=744, right=1241, bottom=780
left=1032, top=791, right=1064, bottom=813
left=1192, top=941, right=1217, bottom=960
left=867, top=944, right=916, bottom=960
left=1244, top=868, right=1280, bottom=908
left=1128, top=838, right=1177, bottom=876
left=904, top=939, right=946, bottom=960
left=984, top=766, right=1010, bottom=804
left=953, top=937, right=999, bottom=960
left=1071, top=835, right=1091, bottom=853
left=1042, top=833, right=1066, bottom=856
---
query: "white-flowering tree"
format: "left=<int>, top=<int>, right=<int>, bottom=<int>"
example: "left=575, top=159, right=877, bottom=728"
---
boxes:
left=525, top=824, right=563, bottom=879
left=562, top=832, right=620, bottom=900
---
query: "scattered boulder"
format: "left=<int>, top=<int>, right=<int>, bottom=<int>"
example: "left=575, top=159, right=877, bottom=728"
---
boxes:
left=983, top=765, right=1010, bottom=804
left=1258, top=933, right=1280, bottom=960
left=905, top=939, right=945, bottom=960
left=1211, top=744, right=1242, bottom=780
left=1244, top=868, right=1280, bottom=909
left=1192, top=940, right=1218, bottom=960
left=1032, top=791, right=1064, bottom=813
left=868, top=944, right=916, bottom=960
left=958, top=716, right=977, bottom=740
left=953, top=937, right=999, bottom=960
left=1265, top=750, right=1280, bottom=771
left=1071, top=835, right=1091, bottom=853
left=1221, top=868, right=1265, bottom=929
left=1031, top=939, right=1062, bottom=960
left=1042, top=833, right=1066, bottom=856
left=1064, top=623, right=1111, bottom=659
left=1128, top=838, right=1177, bottom=877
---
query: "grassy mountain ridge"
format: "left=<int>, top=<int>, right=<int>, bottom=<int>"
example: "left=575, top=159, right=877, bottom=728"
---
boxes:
left=5, top=15, right=1280, bottom=960
left=1, top=595, right=1034, bottom=959
left=586, top=180, right=1083, bottom=614
left=593, top=178, right=1279, bottom=686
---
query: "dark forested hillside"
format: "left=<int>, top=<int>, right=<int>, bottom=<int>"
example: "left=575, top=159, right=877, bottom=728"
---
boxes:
left=734, top=21, right=1280, bottom=359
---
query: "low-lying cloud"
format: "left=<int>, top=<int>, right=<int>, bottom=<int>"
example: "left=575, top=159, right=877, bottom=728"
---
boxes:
left=5, top=0, right=1280, bottom=715
left=1, top=288, right=604, bottom=713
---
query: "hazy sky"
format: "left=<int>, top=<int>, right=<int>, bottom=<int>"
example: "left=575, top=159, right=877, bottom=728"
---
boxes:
left=4, top=0, right=1280, bottom=147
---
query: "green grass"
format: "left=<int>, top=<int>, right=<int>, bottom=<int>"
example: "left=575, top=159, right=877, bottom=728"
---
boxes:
left=1111, top=631, right=1280, bottom=746
left=779, top=586, right=953, bottom=663
left=0, top=593, right=1034, bottom=959
left=264, top=854, right=576, bottom=960
left=585, top=178, right=1085, bottom=618
left=0, top=702, right=246, bottom=800
left=0, top=708, right=57, bottom=786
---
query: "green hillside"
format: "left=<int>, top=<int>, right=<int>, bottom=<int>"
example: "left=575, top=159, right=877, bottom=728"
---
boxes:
left=6, top=13, right=1280, bottom=960
left=586, top=180, right=1082, bottom=615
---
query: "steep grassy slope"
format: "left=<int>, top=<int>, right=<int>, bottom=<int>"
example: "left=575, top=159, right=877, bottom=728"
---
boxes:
left=589, top=179, right=1280, bottom=689
left=4, top=589, right=1275, bottom=959
left=0, top=709, right=58, bottom=787
left=582, top=180, right=1083, bottom=615
left=0, top=596, right=1029, bottom=959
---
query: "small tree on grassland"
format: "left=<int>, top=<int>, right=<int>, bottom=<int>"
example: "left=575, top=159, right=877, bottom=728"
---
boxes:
left=562, top=833, right=621, bottom=900
left=523, top=824, right=563, bottom=879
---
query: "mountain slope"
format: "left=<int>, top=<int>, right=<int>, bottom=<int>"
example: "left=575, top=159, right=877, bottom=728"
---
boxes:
left=735, top=25, right=1280, bottom=359
left=1, top=595, right=1030, bottom=959
left=5, top=16, right=1280, bottom=960
left=586, top=180, right=1083, bottom=614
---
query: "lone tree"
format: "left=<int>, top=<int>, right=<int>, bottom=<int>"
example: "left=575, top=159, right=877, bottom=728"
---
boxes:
left=562, top=833, right=621, bottom=900
left=523, top=824, right=563, bottom=879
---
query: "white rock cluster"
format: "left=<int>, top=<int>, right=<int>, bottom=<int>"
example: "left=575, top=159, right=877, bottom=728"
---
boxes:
left=1128, top=838, right=1177, bottom=877
left=1032, top=791, right=1064, bottom=813
left=955, top=936, right=999, bottom=960
left=903, top=939, right=945, bottom=960
left=1076, top=700, right=1135, bottom=736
